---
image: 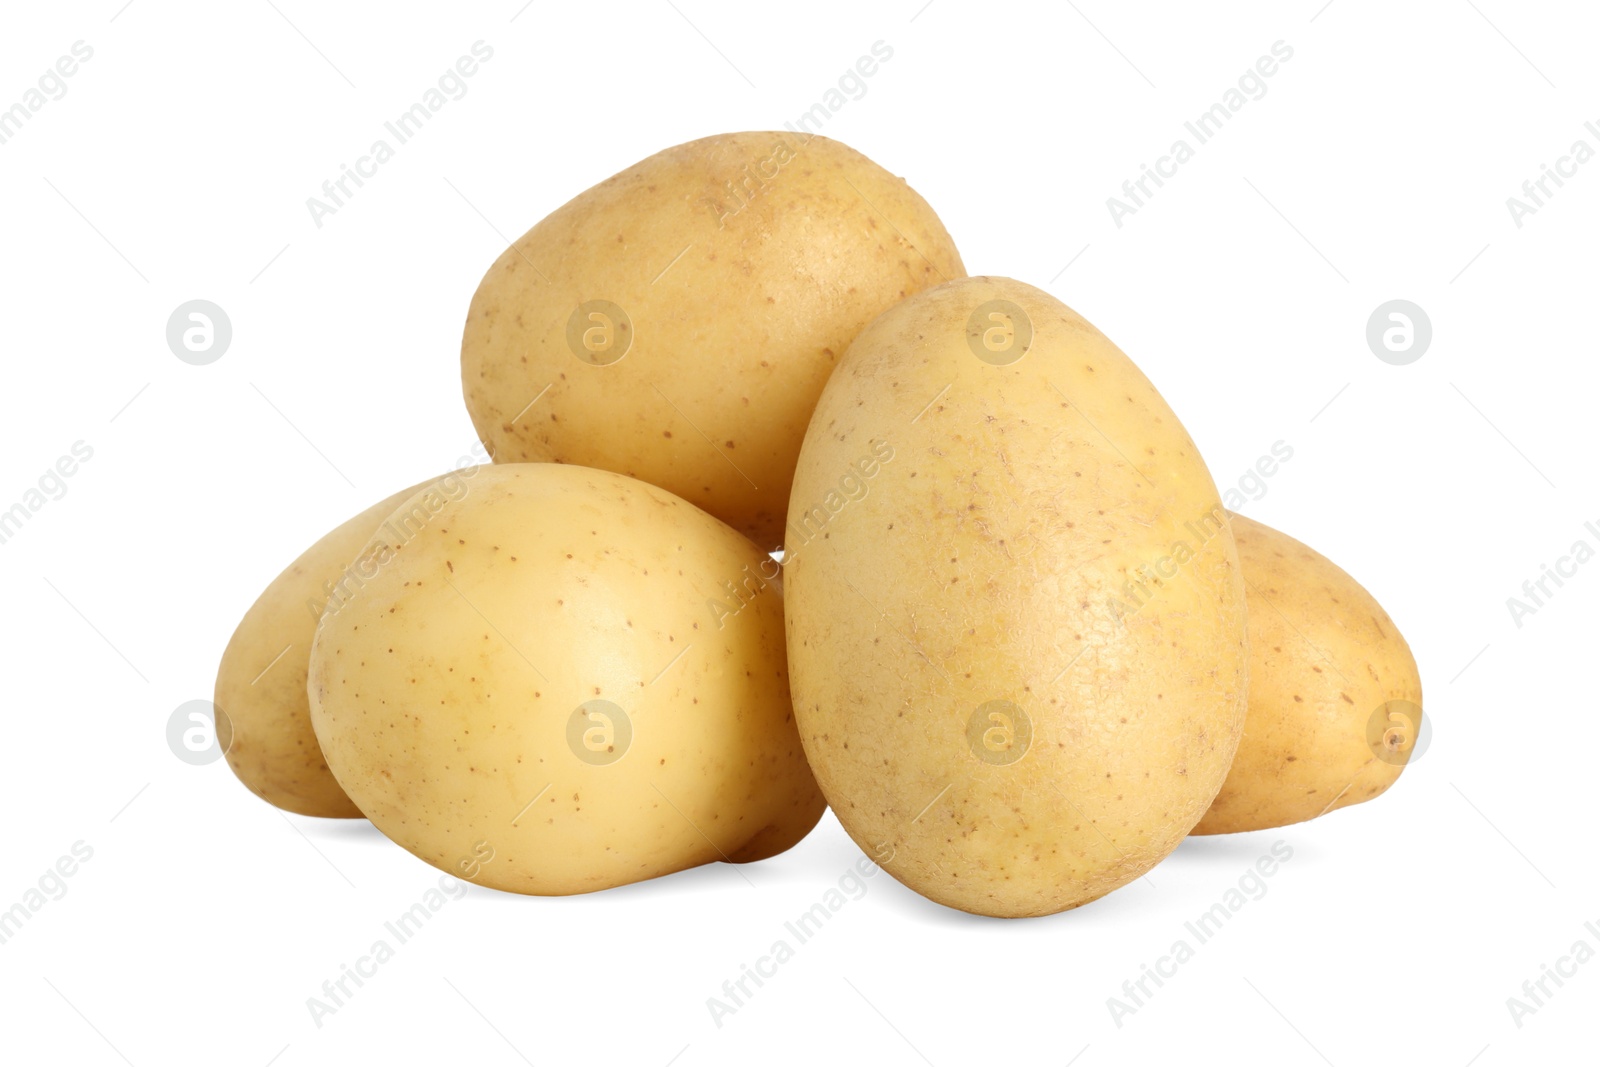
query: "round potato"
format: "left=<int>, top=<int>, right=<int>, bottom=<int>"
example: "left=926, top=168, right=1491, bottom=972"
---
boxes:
left=308, top=463, right=825, bottom=895
left=1192, top=513, right=1423, bottom=834
left=214, top=474, right=459, bottom=817
left=784, top=276, right=1248, bottom=917
left=460, top=132, right=964, bottom=550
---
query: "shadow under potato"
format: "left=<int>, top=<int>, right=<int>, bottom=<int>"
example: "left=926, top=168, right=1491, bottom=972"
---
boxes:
left=290, top=816, right=391, bottom=845
left=287, top=813, right=1318, bottom=912
left=1167, top=829, right=1317, bottom=867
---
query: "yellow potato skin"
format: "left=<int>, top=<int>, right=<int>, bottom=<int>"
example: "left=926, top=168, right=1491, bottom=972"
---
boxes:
left=784, top=276, right=1248, bottom=917
left=214, top=478, right=439, bottom=818
left=460, top=132, right=964, bottom=551
left=307, top=464, right=824, bottom=895
left=1193, top=514, right=1423, bottom=834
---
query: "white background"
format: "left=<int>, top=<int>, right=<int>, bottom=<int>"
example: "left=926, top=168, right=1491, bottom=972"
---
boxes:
left=2, top=1, right=1596, bottom=1064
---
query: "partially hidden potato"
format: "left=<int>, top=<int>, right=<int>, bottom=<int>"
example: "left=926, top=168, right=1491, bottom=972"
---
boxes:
left=215, top=474, right=456, bottom=817
left=308, top=463, right=825, bottom=895
left=1193, top=513, right=1423, bottom=834
left=784, top=276, right=1249, bottom=917
left=461, top=132, right=965, bottom=551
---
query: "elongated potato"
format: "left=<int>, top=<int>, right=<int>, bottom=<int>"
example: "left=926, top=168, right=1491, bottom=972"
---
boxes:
left=461, top=132, right=964, bottom=550
left=1193, top=513, right=1423, bottom=834
left=785, top=276, right=1248, bottom=917
left=214, top=474, right=462, bottom=817
left=308, top=463, right=824, bottom=895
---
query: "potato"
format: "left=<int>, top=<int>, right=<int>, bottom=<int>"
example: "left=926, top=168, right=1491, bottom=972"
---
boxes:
left=214, top=474, right=456, bottom=817
left=460, top=132, right=964, bottom=551
left=307, top=463, right=824, bottom=894
left=1192, top=513, right=1423, bottom=834
left=784, top=276, right=1248, bottom=917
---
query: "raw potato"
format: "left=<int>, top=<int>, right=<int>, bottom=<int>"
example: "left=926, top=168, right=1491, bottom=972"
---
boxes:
left=1193, top=513, right=1423, bottom=834
left=784, top=276, right=1248, bottom=918
left=308, top=463, right=825, bottom=895
left=460, top=132, right=965, bottom=551
left=214, top=475, right=448, bottom=817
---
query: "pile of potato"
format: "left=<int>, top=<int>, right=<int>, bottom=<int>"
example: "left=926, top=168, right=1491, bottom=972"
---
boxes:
left=215, top=133, right=1422, bottom=918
